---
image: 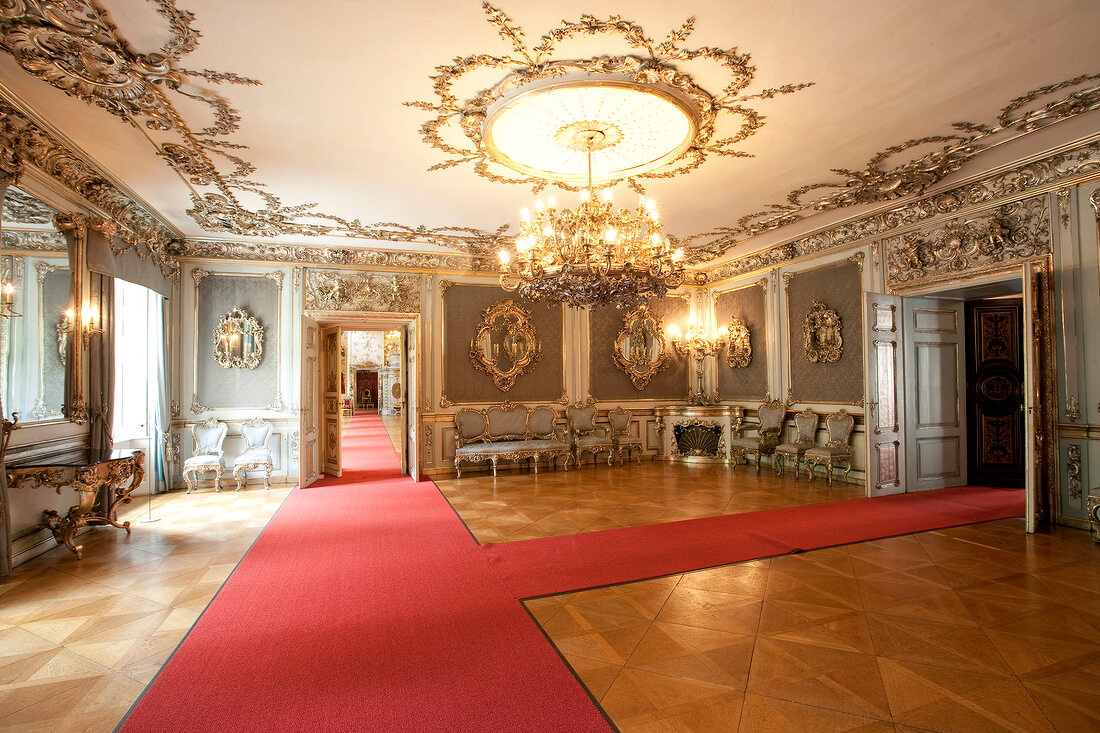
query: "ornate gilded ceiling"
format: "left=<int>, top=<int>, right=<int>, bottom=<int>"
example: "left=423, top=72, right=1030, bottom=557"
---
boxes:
left=0, top=1, right=1096, bottom=272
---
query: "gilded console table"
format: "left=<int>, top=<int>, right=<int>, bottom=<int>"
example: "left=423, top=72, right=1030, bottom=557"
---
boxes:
left=6, top=450, right=145, bottom=559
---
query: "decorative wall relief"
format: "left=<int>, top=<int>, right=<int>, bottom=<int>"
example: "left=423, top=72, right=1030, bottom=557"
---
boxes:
left=612, top=304, right=670, bottom=390
left=1067, top=444, right=1082, bottom=504
left=304, top=270, right=421, bottom=313
left=469, top=300, right=540, bottom=391
left=213, top=307, right=264, bottom=369
left=724, top=317, right=752, bottom=368
left=885, top=196, right=1050, bottom=287
left=803, top=301, right=843, bottom=363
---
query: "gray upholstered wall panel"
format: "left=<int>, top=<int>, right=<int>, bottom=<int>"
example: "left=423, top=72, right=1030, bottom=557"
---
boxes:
left=589, top=295, right=690, bottom=401
left=715, top=285, right=768, bottom=400
left=786, top=261, right=863, bottom=404
left=196, top=275, right=280, bottom=408
left=442, top=284, right=564, bottom=403
left=40, top=269, right=68, bottom=415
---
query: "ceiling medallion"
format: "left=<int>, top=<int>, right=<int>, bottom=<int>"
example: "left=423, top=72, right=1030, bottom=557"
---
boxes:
left=408, top=3, right=811, bottom=193
left=498, top=133, right=685, bottom=308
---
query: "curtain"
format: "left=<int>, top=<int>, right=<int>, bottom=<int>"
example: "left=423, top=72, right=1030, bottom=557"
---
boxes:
left=153, top=296, right=170, bottom=493
left=89, top=273, right=115, bottom=456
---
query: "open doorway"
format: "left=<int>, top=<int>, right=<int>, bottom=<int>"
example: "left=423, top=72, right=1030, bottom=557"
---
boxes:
left=865, top=263, right=1051, bottom=531
left=299, top=314, right=419, bottom=486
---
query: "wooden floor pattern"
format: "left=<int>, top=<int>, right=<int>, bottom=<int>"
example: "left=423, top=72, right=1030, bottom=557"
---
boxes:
left=527, top=519, right=1100, bottom=733
left=437, top=459, right=864, bottom=544
left=0, top=485, right=291, bottom=733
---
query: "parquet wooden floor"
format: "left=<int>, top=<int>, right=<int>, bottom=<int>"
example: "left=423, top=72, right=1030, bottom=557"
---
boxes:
left=0, top=485, right=291, bottom=733
left=527, top=519, right=1100, bottom=733
left=437, top=459, right=864, bottom=543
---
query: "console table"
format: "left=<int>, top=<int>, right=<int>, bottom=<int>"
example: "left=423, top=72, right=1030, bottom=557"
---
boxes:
left=6, top=450, right=145, bottom=559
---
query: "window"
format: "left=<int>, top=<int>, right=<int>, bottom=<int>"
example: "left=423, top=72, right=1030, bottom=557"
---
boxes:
left=112, top=280, right=160, bottom=442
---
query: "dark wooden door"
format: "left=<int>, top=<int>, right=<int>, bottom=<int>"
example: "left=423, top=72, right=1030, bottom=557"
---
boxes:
left=965, top=299, right=1024, bottom=487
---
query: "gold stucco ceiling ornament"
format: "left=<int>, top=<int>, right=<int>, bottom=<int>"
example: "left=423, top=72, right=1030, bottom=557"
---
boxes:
left=407, top=3, right=811, bottom=194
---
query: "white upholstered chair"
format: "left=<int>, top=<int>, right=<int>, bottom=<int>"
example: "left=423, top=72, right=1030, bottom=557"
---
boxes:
left=805, top=409, right=855, bottom=485
left=608, top=407, right=643, bottom=465
left=566, top=402, right=614, bottom=467
left=183, top=417, right=228, bottom=493
left=729, top=398, right=787, bottom=472
left=233, top=416, right=275, bottom=490
left=773, top=408, right=818, bottom=476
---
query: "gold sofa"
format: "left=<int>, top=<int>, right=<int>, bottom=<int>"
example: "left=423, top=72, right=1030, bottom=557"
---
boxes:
left=453, top=401, right=573, bottom=477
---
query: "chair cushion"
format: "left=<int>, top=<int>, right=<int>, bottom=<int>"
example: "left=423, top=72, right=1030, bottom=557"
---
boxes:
left=775, top=442, right=809, bottom=453
left=576, top=435, right=613, bottom=449
left=615, top=436, right=643, bottom=446
left=729, top=438, right=762, bottom=450
left=184, top=455, right=222, bottom=470
left=805, top=446, right=851, bottom=457
left=234, top=449, right=273, bottom=466
left=456, top=439, right=568, bottom=456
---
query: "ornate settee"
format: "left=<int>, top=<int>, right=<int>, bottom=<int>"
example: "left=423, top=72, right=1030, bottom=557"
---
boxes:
left=453, top=402, right=573, bottom=477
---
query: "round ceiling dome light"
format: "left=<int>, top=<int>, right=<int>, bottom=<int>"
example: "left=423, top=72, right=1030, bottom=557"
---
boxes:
left=483, top=80, right=698, bottom=185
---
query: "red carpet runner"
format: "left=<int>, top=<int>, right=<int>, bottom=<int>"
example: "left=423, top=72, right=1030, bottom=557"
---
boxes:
left=122, top=413, right=1023, bottom=731
left=480, top=485, right=1024, bottom=599
left=121, top=414, right=611, bottom=733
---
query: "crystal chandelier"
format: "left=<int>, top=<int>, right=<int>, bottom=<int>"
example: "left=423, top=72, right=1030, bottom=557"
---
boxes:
left=498, top=130, right=686, bottom=308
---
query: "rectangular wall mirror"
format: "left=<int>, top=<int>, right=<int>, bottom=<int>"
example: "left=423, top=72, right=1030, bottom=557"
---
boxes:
left=0, top=187, right=71, bottom=424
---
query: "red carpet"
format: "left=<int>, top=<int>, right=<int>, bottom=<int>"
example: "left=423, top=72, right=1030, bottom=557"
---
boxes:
left=481, top=485, right=1024, bottom=599
left=121, top=414, right=611, bottom=733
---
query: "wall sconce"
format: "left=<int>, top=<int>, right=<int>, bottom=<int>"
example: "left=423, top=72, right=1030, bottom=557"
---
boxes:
left=0, top=282, right=21, bottom=319
left=63, top=307, right=102, bottom=349
left=671, top=322, right=728, bottom=360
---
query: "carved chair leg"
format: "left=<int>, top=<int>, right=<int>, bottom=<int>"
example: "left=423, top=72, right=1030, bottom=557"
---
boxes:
left=184, top=470, right=193, bottom=494
left=533, top=455, right=540, bottom=474
left=774, top=453, right=784, bottom=476
left=215, top=467, right=223, bottom=492
left=264, top=465, right=272, bottom=490
left=754, top=450, right=762, bottom=473
left=842, top=460, right=852, bottom=484
left=491, top=458, right=498, bottom=477
left=234, top=469, right=244, bottom=492
left=454, top=458, right=462, bottom=479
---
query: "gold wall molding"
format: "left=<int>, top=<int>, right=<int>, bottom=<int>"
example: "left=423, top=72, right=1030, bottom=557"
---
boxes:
left=172, top=240, right=496, bottom=269
left=885, top=196, right=1050, bottom=287
left=802, top=300, right=843, bottom=364
left=303, top=270, right=421, bottom=313
left=704, top=138, right=1100, bottom=283
left=612, top=304, right=671, bottom=390
left=2, top=187, right=55, bottom=223
left=0, top=230, right=66, bottom=252
left=724, top=318, right=752, bottom=368
left=407, top=3, right=809, bottom=195
left=469, top=299, right=540, bottom=392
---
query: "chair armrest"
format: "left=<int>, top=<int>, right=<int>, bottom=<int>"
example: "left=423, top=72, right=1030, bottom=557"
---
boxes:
left=554, top=425, right=568, bottom=442
left=732, top=416, right=745, bottom=439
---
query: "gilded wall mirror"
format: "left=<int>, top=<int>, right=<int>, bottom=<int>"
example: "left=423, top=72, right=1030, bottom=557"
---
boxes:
left=803, top=300, right=843, bottom=363
left=613, top=304, right=670, bottom=389
left=469, top=299, right=540, bottom=391
left=1, top=187, right=74, bottom=424
left=724, top=317, right=752, bottom=368
left=213, top=306, right=264, bottom=369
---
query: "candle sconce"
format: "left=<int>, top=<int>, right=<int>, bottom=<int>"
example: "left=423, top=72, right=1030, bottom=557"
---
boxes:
left=671, top=322, right=728, bottom=360
left=0, top=281, right=21, bottom=318
left=213, top=306, right=264, bottom=369
left=60, top=307, right=102, bottom=350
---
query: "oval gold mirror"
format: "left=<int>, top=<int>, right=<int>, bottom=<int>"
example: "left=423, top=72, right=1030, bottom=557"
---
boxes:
left=469, top=299, right=540, bottom=391
left=613, top=304, right=670, bottom=389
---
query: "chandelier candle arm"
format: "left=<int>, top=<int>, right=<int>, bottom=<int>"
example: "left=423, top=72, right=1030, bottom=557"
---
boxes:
left=499, top=134, right=685, bottom=308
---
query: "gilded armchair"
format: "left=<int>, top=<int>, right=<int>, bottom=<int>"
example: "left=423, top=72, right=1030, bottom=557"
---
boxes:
left=773, top=408, right=818, bottom=476
left=805, top=409, right=855, bottom=485
left=182, top=417, right=228, bottom=493
left=729, top=398, right=786, bottom=472
left=608, top=407, right=643, bottom=465
left=233, top=416, right=274, bottom=491
left=566, top=401, right=614, bottom=467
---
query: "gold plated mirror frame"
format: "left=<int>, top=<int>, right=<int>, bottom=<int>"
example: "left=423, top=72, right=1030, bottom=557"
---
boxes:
left=725, top=316, right=752, bottom=368
left=613, top=304, right=671, bottom=390
left=469, top=299, right=540, bottom=391
left=803, top=299, right=843, bottom=363
left=213, top=305, right=264, bottom=369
